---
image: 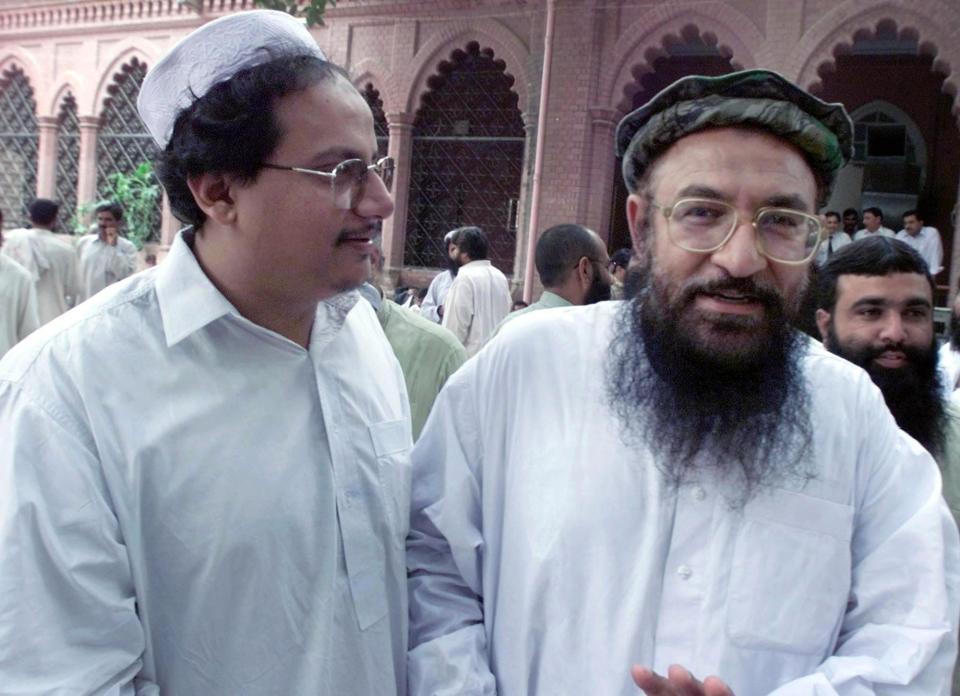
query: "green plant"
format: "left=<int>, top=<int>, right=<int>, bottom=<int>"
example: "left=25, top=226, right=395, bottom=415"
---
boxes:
left=75, top=161, right=161, bottom=250
left=252, top=0, right=335, bottom=27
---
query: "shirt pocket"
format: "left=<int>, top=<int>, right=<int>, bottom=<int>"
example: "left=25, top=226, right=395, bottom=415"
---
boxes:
left=368, top=419, right=412, bottom=546
left=726, top=489, right=854, bottom=655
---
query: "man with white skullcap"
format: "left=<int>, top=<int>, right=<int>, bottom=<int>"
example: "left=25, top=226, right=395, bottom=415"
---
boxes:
left=0, top=10, right=409, bottom=694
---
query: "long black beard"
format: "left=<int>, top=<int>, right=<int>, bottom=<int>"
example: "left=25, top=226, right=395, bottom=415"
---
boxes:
left=826, top=326, right=947, bottom=460
left=605, top=264, right=814, bottom=506
left=949, top=311, right=960, bottom=350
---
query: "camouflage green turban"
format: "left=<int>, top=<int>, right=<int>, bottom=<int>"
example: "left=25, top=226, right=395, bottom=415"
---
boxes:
left=616, top=69, right=853, bottom=206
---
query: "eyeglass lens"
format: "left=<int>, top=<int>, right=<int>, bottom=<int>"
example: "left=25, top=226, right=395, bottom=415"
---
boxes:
left=331, top=158, right=394, bottom=209
left=668, top=199, right=819, bottom=262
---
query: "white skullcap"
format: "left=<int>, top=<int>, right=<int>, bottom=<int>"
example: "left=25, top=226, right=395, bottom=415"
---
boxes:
left=137, top=10, right=327, bottom=149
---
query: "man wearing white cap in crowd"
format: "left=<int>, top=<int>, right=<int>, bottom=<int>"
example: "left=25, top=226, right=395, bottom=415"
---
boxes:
left=0, top=10, right=409, bottom=695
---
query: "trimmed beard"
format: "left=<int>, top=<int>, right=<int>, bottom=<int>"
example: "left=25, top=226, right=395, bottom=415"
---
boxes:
left=584, top=265, right=612, bottom=305
left=825, top=326, right=947, bottom=460
left=604, top=256, right=814, bottom=506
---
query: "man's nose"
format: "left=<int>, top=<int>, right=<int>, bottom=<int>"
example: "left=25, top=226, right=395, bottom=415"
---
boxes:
left=708, top=219, right=767, bottom=278
left=878, top=313, right=906, bottom=343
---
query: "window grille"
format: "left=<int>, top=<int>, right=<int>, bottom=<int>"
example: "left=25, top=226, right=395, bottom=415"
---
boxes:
left=0, top=66, right=38, bottom=228
left=404, top=42, right=524, bottom=272
left=96, top=57, right=161, bottom=241
left=361, top=82, right=389, bottom=159
left=56, top=94, right=81, bottom=233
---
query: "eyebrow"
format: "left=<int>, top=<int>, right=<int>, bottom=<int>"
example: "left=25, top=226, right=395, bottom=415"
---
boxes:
left=673, top=186, right=811, bottom=211
left=849, top=296, right=932, bottom=310
left=303, top=148, right=370, bottom=168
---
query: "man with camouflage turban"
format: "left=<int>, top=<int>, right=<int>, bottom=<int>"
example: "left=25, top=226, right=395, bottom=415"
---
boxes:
left=406, top=70, right=960, bottom=695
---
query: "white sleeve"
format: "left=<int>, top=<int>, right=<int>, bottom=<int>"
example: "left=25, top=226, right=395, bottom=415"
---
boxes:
left=442, top=277, right=473, bottom=346
left=420, top=275, right=444, bottom=323
left=407, top=368, right=497, bottom=695
left=769, top=382, right=960, bottom=695
left=18, top=280, right=40, bottom=340
left=107, top=240, right=139, bottom=280
left=0, top=380, right=151, bottom=694
left=931, top=232, right=944, bottom=275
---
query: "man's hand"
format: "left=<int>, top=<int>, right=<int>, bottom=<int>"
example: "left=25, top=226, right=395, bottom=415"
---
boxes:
left=631, top=664, right=735, bottom=696
left=99, top=226, right=119, bottom=246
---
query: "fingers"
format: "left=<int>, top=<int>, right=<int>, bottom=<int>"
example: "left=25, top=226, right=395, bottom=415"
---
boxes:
left=703, top=676, right=736, bottom=696
left=632, top=664, right=732, bottom=696
left=631, top=665, right=673, bottom=694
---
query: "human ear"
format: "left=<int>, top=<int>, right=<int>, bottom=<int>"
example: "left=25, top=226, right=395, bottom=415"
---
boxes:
left=815, top=308, right=831, bottom=341
left=187, top=172, right=238, bottom=225
left=627, top=193, right=649, bottom=258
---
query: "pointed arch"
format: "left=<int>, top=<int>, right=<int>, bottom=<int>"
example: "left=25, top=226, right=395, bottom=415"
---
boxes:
left=790, top=1, right=960, bottom=112
left=600, top=6, right=759, bottom=115
left=49, top=71, right=85, bottom=117
left=351, top=57, right=396, bottom=114
left=402, top=19, right=530, bottom=116
left=90, top=38, right=160, bottom=115
left=0, top=49, right=42, bottom=112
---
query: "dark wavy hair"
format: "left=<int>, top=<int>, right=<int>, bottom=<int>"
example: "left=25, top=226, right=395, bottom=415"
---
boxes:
left=155, top=53, right=351, bottom=229
left=817, top=236, right=934, bottom=314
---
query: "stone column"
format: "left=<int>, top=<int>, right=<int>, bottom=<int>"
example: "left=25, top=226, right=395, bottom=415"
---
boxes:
left=76, top=116, right=101, bottom=215
left=35, top=116, right=59, bottom=199
left=585, top=107, right=619, bottom=245
left=511, top=113, right=537, bottom=292
left=381, top=111, right=415, bottom=281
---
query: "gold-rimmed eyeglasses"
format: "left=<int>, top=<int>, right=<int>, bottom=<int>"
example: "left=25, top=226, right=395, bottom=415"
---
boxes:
left=261, top=156, right=395, bottom=210
left=654, top=197, right=823, bottom=265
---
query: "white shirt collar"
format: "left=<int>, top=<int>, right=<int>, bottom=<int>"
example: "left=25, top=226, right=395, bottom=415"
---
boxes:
left=155, top=230, right=238, bottom=347
left=155, top=229, right=362, bottom=350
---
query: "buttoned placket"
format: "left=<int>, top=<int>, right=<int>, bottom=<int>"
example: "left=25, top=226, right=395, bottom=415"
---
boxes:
left=652, top=478, right=715, bottom=670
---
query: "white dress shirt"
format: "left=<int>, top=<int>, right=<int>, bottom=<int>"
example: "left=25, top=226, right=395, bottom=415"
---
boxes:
left=420, top=269, right=455, bottom=323
left=0, top=231, right=411, bottom=695
left=408, top=302, right=960, bottom=696
left=442, top=260, right=511, bottom=357
left=814, top=231, right=852, bottom=267
left=0, top=253, right=39, bottom=357
left=853, top=226, right=896, bottom=241
left=1, top=227, right=80, bottom=324
left=896, top=226, right=944, bottom=275
left=76, top=233, right=140, bottom=299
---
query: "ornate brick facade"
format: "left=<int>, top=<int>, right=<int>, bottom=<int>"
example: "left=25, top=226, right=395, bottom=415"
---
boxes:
left=1, top=0, right=958, bottom=298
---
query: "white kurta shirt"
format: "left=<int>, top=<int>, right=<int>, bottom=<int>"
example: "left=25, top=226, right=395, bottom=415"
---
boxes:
left=420, top=269, right=455, bottom=323
left=0, top=231, right=412, bottom=695
left=941, top=341, right=960, bottom=394
left=408, top=302, right=960, bottom=696
left=442, top=260, right=511, bottom=357
left=1, top=227, right=80, bottom=324
left=896, top=226, right=944, bottom=275
left=0, top=253, right=39, bottom=357
left=76, top=233, right=140, bottom=299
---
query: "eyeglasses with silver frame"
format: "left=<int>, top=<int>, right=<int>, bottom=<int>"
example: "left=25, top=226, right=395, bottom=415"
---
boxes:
left=653, top=197, right=823, bottom=265
left=261, top=156, right=395, bottom=210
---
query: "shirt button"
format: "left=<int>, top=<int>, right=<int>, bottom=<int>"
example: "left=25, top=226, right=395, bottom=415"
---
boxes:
left=677, top=565, right=692, bottom=580
left=692, top=486, right=706, bottom=501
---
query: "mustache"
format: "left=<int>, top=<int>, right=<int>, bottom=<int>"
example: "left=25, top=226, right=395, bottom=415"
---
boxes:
left=677, top=276, right=784, bottom=309
left=859, top=341, right=929, bottom=366
left=335, top=222, right=380, bottom=246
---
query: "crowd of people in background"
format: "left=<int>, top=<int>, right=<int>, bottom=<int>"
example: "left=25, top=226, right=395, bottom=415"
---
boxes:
left=0, top=197, right=139, bottom=358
